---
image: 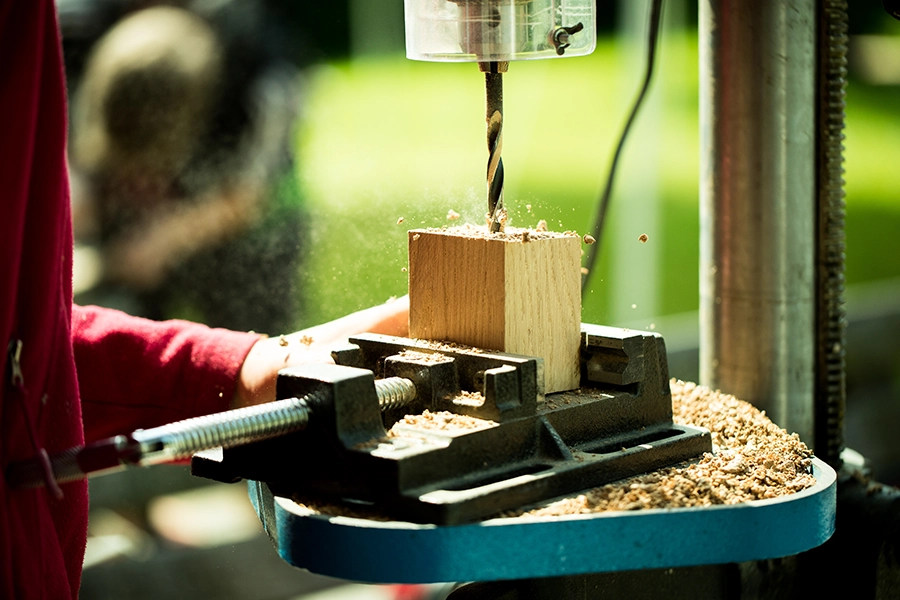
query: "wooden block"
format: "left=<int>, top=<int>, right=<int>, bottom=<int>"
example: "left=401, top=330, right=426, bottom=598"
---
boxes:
left=408, top=227, right=582, bottom=393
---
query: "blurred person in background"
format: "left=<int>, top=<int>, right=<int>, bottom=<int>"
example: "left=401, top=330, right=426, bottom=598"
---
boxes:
left=62, top=0, right=310, bottom=335
left=1, top=1, right=407, bottom=597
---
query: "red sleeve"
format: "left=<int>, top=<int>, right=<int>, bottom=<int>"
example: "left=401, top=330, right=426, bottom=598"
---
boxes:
left=72, top=305, right=261, bottom=442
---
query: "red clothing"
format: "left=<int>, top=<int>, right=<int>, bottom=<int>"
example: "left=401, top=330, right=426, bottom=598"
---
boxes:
left=0, top=2, right=259, bottom=597
left=74, top=306, right=258, bottom=442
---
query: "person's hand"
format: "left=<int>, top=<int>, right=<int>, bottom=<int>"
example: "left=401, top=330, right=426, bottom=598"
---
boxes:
left=233, top=296, right=409, bottom=407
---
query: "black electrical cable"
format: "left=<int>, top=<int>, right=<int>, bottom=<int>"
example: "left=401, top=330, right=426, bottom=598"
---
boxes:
left=581, top=0, right=665, bottom=295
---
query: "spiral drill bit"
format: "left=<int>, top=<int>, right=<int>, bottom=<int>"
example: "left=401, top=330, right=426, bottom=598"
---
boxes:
left=483, top=61, right=508, bottom=232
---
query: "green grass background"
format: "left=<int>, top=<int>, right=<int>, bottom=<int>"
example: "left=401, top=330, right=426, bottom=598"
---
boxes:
left=293, top=36, right=900, bottom=328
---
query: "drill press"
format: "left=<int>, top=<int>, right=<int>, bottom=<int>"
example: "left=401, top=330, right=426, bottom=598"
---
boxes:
left=187, top=0, right=834, bottom=585
left=190, top=2, right=714, bottom=526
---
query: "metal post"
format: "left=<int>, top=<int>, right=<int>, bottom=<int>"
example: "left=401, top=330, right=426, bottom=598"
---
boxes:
left=699, top=0, right=817, bottom=444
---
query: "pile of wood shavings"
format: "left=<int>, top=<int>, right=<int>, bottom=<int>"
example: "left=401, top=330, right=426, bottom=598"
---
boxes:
left=389, top=409, right=497, bottom=436
left=415, top=339, right=485, bottom=354
left=513, top=380, right=815, bottom=517
left=451, top=390, right=485, bottom=408
left=397, top=349, right=451, bottom=364
left=420, top=224, right=578, bottom=242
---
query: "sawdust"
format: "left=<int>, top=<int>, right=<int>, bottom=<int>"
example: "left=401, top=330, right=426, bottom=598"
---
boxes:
left=512, top=380, right=816, bottom=517
left=451, top=390, right=485, bottom=408
left=413, top=224, right=577, bottom=243
left=415, top=339, right=486, bottom=355
left=291, top=380, right=817, bottom=522
left=389, top=409, right=497, bottom=434
left=291, top=497, right=395, bottom=522
left=397, top=350, right=451, bottom=364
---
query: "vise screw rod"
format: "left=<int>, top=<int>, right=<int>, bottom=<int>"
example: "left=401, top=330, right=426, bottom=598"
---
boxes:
left=6, top=377, right=416, bottom=490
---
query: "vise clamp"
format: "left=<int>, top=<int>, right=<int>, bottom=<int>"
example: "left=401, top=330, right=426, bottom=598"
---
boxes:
left=192, top=325, right=712, bottom=525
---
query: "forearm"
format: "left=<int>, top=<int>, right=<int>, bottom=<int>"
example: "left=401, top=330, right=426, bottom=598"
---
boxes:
left=103, top=183, right=261, bottom=290
left=73, top=304, right=260, bottom=440
left=74, top=297, right=409, bottom=439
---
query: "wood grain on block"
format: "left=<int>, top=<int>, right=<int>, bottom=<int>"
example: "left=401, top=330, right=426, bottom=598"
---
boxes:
left=408, top=227, right=582, bottom=393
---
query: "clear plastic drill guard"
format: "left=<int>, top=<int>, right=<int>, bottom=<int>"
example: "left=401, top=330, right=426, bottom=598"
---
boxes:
left=404, top=0, right=596, bottom=62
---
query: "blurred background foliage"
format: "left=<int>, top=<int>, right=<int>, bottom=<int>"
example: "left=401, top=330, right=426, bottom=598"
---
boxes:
left=294, top=4, right=900, bottom=331
left=65, top=0, right=900, bottom=333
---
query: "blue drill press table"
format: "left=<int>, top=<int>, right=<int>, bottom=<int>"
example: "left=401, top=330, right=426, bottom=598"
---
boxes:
left=247, top=457, right=835, bottom=584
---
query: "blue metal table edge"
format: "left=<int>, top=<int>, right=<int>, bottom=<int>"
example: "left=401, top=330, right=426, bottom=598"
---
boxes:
left=248, top=457, right=836, bottom=584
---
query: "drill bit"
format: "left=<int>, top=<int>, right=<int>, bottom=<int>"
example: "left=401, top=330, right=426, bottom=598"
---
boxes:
left=483, top=61, right=508, bottom=232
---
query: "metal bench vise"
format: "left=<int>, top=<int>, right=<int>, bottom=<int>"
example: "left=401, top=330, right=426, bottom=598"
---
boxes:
left=192, top=325, right=711, bottom=525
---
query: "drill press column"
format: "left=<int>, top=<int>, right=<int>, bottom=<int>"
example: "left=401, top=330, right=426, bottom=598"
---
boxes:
left=700, top=0, right=817, bottom=444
